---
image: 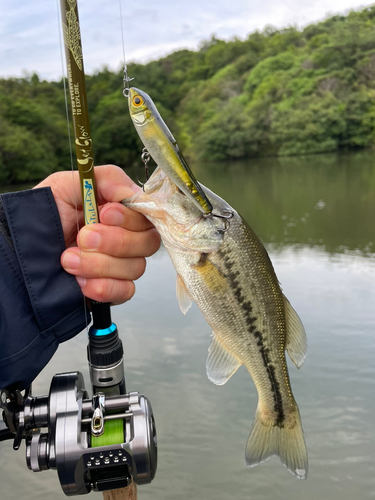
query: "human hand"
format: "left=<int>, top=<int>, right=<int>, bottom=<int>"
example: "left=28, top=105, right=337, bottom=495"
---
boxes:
left=34, top=165, right=160, bottom=304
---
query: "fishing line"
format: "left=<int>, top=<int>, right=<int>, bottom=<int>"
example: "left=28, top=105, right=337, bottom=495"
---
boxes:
left=119, top=0, right=127, bottom=67
left=56, top=0, right=90, bottom=336
left=119, top=0, right=134, bottom=99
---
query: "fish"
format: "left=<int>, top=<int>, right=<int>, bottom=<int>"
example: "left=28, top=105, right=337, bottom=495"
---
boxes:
left=128, top=87, right=213, bottom=215
left=123, top=166, right=308, bottom=479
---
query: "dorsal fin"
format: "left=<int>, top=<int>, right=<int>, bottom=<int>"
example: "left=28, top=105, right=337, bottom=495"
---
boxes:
left=283, top=295, right=307, bottom=369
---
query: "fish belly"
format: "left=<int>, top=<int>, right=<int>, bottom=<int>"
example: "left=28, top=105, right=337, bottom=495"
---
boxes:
left=165, top=212, right=308, bottom=478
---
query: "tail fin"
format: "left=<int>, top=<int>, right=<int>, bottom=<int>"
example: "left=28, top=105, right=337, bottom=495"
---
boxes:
left=245, top=407, right=308, bottom=479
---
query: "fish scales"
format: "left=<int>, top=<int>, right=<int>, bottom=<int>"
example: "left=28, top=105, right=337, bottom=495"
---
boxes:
left=169, top=212, right=293, bottom=426
left=124, top=168, right=308, bottom=479
left=124, top=168, right=308, bottom=478
left=124, top=164, right=308, bottom=478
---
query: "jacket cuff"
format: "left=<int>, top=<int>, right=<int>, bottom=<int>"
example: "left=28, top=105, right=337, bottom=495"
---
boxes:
left=2, top=187, right=90, bottom=343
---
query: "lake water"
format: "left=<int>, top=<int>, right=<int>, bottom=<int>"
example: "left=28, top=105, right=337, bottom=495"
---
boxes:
left=1, top=152, right=375, bottom=499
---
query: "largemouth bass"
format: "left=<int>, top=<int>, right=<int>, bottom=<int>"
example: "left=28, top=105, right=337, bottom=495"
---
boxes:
left=128, top=87, right=213, bottom=215
left=123, top=167, right=308, bottom=479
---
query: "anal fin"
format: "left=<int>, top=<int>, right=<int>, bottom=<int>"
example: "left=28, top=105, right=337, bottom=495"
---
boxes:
left=283, top=294, right=307, bottom=369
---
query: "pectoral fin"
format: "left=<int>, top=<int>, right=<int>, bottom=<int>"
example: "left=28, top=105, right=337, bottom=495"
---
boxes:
left=206, top=333, right=241, bottom=385
left=176, top=274, right=192, bottom=315
left=283, top=295, right=307, bottom=369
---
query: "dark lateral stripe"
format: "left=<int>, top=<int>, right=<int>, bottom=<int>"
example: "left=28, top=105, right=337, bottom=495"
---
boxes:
left=220, top=249, right=285, bottom=426
left=253, top=331, right=285, bottom=426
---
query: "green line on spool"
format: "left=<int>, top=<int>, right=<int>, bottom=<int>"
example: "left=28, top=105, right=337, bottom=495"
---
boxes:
left=91, top=419, right=125, bottom=447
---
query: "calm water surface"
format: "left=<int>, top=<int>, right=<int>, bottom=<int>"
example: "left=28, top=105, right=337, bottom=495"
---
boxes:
left=1, top=152, right=374, bottom=499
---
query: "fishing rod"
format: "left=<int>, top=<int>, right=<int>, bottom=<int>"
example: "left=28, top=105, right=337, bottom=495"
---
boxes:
left=58, top=0, right=125, bottom=398
left=0, top=0, right=157, bottom=496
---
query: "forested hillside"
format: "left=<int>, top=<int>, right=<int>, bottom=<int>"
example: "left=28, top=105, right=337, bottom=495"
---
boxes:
left=1, top=5, right=375, bottom=182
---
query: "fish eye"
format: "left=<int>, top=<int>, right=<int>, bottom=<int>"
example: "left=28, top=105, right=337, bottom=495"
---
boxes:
left=132, top=95, right=144, bottom=107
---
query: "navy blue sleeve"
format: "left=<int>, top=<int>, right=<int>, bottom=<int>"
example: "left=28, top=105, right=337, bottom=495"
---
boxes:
left=0, top=187, right=90, bottom=391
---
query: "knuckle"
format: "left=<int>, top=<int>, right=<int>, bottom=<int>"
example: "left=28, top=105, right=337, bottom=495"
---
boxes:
left=94, top=279, right=136, bottom=304
left=47, top=172, right=62, bottom=184
left=124, top=281, right=136, bottom=301
left=133, top=257, right=146, bottom=279
left=144, top=229, right=161, bottom=257
left=94, top=279, right=113, bottom=302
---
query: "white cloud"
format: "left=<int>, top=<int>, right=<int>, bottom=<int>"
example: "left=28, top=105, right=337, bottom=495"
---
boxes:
left=0, top=0, right=373, bottom=80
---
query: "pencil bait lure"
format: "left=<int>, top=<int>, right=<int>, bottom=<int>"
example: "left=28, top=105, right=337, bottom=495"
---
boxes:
left=127, top=86, right=213, bottom=216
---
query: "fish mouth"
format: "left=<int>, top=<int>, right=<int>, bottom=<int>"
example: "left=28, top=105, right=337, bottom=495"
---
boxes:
left=144, top=166, right=172, bottom=193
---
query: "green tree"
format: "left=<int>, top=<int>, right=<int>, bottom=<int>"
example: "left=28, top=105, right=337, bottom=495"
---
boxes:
left=2, top=5, right=375, bottom=182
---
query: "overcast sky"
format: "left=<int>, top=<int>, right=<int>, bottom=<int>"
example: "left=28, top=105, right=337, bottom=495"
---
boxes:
left=0, top=0, right=374, bottom=81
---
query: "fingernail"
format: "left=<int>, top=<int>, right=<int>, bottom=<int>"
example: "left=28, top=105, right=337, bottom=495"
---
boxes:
left=63, top=252, right=80, bottom=270
left=80, top=228, right=101, bottom=249
left=76, top=276, right=87, bottom=289
left=104, top=208, right=125, bottom=226
left=130, top=183, right=141, bottom=193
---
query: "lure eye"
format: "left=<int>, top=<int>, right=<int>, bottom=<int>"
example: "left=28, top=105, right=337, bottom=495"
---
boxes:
left=132, top=95, right=143, bottom=107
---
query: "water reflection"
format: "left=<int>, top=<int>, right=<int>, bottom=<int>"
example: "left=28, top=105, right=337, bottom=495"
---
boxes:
left=194, top=151, right=375, bottom=255
left=1, top=153, right=374, bottom=499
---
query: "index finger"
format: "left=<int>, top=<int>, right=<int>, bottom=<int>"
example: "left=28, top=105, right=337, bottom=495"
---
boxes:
left=94, top=165, right=141, bottom=204
left=99, top=202, right=155, bottom=232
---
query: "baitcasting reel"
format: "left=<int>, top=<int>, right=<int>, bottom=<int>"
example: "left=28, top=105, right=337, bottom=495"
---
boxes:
left=0, top=372, right=157, bottom=495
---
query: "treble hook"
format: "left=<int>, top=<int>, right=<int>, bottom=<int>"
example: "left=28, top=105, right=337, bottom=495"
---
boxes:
left=204, top=208, right=234, bottom=232
left=136, top=148, right=151, bottom=189
left=122, top=65, right=134, bottom=98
